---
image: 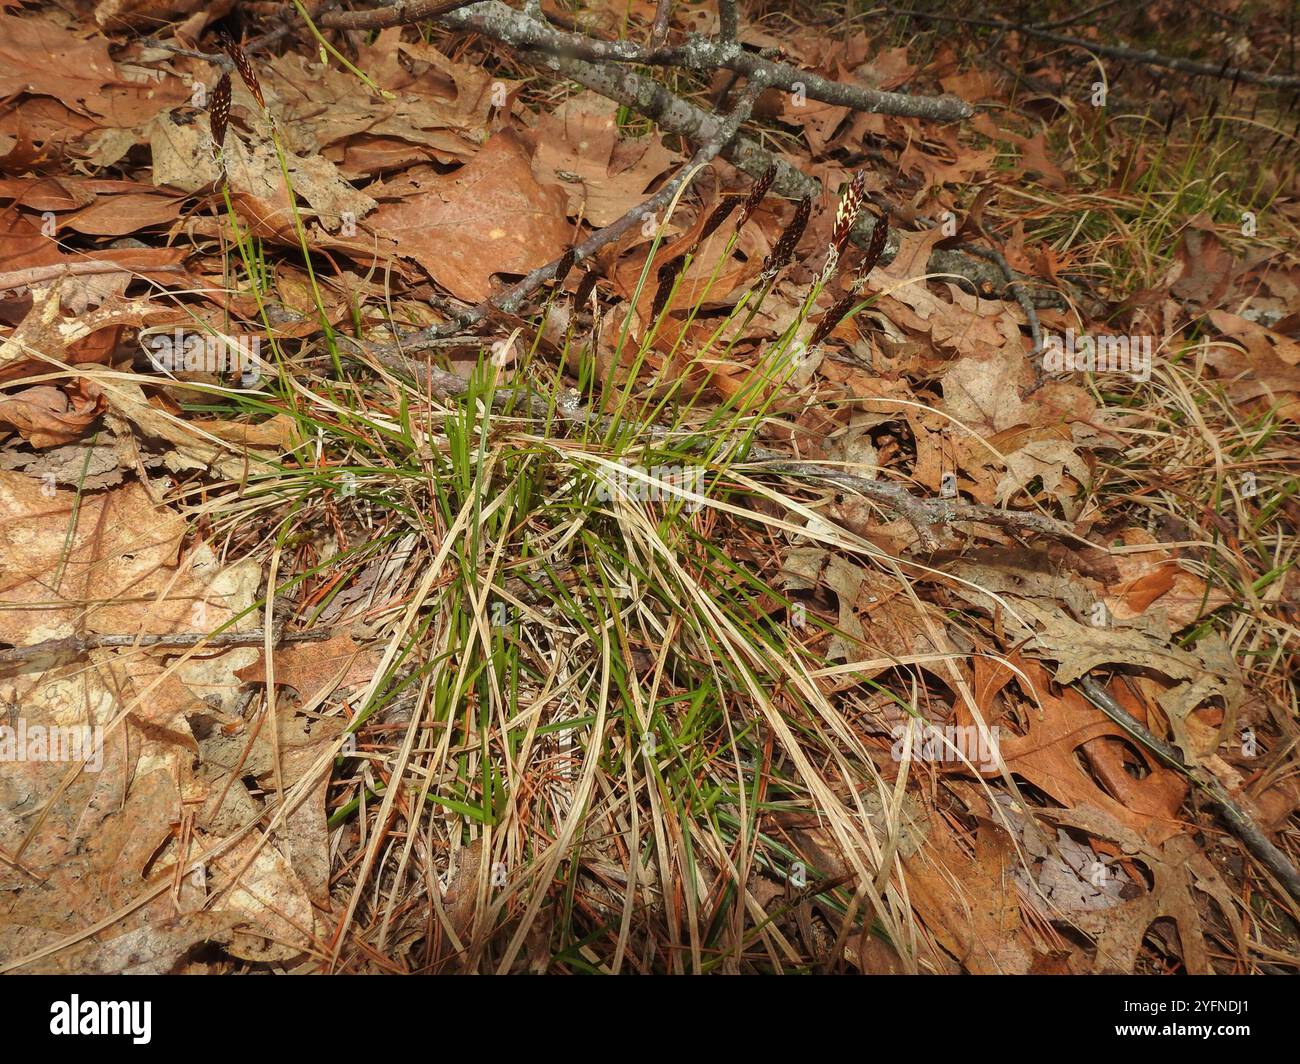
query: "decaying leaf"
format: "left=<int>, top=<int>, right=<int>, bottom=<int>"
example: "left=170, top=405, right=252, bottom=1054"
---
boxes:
left=369, top=130, right=571, bottom=302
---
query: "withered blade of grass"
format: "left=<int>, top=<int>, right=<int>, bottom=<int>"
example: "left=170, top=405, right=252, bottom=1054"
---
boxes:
left=209, top=72, right=232, bottom=153
left=808, top=291, right=858, bottom=348
left=573, top=269, right=599, bottom=308
left=697, top=195, right=741, bottom=246
left=220, top=32, right=265, bottom=110
left=735, top=163, right=777, bottom=232
left=651, top=254, right=687, bottom=321
left=760, top=194, right=811, bottom=279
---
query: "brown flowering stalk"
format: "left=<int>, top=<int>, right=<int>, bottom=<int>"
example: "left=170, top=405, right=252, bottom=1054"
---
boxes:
left=650, top=254, right=687, bottom=321
left=552, top=247, right=578, bottom=290
left=759, top=195, right=811, bottom=283
left=209, top=72, right=232, bottom=155
left=736, top=164, right=777, bottom=233
left=697, top=195, right=742, bottom=246
left=807, top=205, right=891, bottom=348
left=818, top=170, right=867, bottom=285
left=852, top=204, right=890, bottom=293
left=573, top=269, right=600, bottom=308
left=220, top=33, right=266, bottom=110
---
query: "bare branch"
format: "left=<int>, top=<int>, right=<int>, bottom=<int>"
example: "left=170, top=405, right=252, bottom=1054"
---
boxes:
left=718, top=0, right=738, bottom=43
left=385, top=69, right=771, bottom=342
left=517, top=48, right=1058, bottom=306
left=320, top=0, right=973, bottom=121
left=651, top=0, right=674, bottom=48
left=1080, top=678, right=1300, bottom=903
left=0, top=628, right=333, bottom=671
left=888, top=6, right=1300, bottom=90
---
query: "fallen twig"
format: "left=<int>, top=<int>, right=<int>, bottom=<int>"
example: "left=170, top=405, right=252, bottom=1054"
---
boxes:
left=0, top=262, right=184, bottom=292
left=321, top=0, right=974, bottom=121
left=0, top=628, right=333, bottom=671
left=506, top=48, right=1061, bottom=306
left=887, top=7, right=1300, bottom=90
left=393, top=67, right=770, bottom=343
left=167, top=1, right=1054, bottom=308
left=1079, top=676, right=1300, bottom=903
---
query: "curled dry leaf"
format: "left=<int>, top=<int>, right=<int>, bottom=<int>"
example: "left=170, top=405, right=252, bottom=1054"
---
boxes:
left=147, top=113, right=376, bottom=233
left=1043, top=806, right=1243, bottom=975
left=0, top=382, right=103, bottom=447
left=958, top=656, right=1188, bottom=845
left=94, top=0, right=230, bottom=31
left=1017, top=603, right=1244, bottom=764
left=0, top=279, right=174, bottom=384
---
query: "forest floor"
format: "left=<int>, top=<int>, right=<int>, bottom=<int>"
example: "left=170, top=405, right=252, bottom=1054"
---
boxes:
left=1, top=0, right=1299, bottom=974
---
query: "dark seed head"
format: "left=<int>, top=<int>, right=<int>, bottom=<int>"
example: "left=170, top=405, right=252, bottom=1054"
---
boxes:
left=220, top=32, right=265, bottom=110
left=859, top=205, right=890, bottom=279
left=553, top=247, right=577, bottom=289
left=651, top=254, right=687, bottom=321
left=209, top=72, right=232, bottom=153
left=760, top=194, right=811, bottom=280
left=736, top=164, right=777, bottom=232
left=573, top=269, right=599, bottom=308
left=808, top=292, right=858, bottom=349
left=832, top=170, right=867, bottom=258
left=697, top=195, right=741, bottom=246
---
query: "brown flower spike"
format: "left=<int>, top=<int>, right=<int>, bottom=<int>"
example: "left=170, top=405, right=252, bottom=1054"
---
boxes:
left=760, top=194, right=811, bottom=282
left=697, top=195, right=741, bottom=246
left=651, top=254, right=687, bottom=321
left=820, top=170, right=868, bottom=284
left=209, top=72, right=232, bottom=154
left=807, top=291, right=858, bottom=349
left=736, top=164, right=777, bottom=233
left=854, top=205, right=890, bottom=292
left=807, top=205, right=891, bottom=348
left=553, top=247, right=578, bottom=290
left=220, top=33, right=265, bottom=110
left=573, top=269, right=600, bottom=308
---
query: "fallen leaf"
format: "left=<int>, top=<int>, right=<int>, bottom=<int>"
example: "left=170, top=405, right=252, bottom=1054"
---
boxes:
left=369, top=130, right=571, bottom=302
left=0, top=13, right=117, bottom=114
left=235, top=631, right=377, bottom=710
left=0, top=382, right=103, bottom=446
left=531, top=92, right=678, bottom=226
left=0, top=472, right=245, bottom=643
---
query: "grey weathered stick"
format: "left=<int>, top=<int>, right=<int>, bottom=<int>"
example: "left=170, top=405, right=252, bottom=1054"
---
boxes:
left=505, top=49, right=1056, bottom=305
left=1079, top=677, right=1300, bottom=903
left=0, top=628, right=333, bottom=670
left=718, top=0, right=738, bottom=43
left=285, top=1, right=1049, bottom=304
left=886, top=7, right=1300, bottom=90
left=0, top=263, right=184, bottom=291
left=320, top=0, right=973, bottom=121
left=651, top=0, right=675, bottom=48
